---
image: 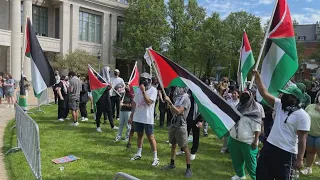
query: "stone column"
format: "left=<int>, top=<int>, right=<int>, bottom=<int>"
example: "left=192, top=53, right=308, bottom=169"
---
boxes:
left=23, top=0, right=32, bottom=81
left=60, top=2, right=70, bottom=54
left=70, top=4, right=79, bottom=52
left=102, top=12, right=110, bottom=66
left=10, top=0, right=21, bottom=80
left=109, top=13, right=118, bottom=69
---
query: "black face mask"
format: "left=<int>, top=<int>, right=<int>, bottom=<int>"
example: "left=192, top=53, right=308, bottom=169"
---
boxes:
left=139, top=78, right=149, bottom=87
left=240, top=93, right=250, bottom=105
left=114, top=72, right=118, bottom=76
left=281, top=94, right=297, bottom=110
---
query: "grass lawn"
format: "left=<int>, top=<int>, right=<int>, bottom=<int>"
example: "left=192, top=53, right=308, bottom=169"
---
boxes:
left=3, top=104, right=320, bottom=180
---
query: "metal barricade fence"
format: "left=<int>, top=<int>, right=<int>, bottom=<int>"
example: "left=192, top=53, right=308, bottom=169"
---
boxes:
left=6, top=104, right=42, bottom=180
left=113, top=172, right=140, bottom=180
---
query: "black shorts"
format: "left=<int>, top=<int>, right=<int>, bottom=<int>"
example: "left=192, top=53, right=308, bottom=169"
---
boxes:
left=134, top=122, right=154, bottom=136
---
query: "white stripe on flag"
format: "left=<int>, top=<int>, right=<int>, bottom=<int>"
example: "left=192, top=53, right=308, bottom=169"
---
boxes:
left=31, top=58, right=47, bottom=94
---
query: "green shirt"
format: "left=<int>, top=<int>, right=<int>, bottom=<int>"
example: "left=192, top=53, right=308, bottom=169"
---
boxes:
left=305, top=104, right=320, bottom=137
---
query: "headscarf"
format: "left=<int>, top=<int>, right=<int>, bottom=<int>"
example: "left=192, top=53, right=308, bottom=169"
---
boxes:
left=173, top=87, right=189, bottom=107
left=100, top=66, right=111, bottom=83
left=236, top=90, right=262, bottom=123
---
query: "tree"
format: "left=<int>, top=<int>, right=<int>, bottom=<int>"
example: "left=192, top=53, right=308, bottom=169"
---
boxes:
left=51, top=49, right=99, bottom=75
left=114, top=0, right=169, bottom=63
left=224, top=11, right=264, bottom=80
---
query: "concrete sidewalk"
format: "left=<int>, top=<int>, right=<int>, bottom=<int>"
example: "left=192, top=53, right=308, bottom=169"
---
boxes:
left=0, top=93, right=41, bottom=180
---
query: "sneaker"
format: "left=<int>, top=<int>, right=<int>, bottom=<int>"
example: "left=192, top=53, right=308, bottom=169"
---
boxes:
left=124, top=138, right=129, bottom=142
left=130, top=154, right=141, bottom=161
left=58, top=118, right=64, bottom=122
left=96, top=127, right=103, bottom=132
left=114, top=137, right=121, bottom=142
left=221, top=147, right=228, bottom=153
left=190, top=154, right=196, bottom=161
left=112, top=126, right=119, bottom=130
left=185, top=168, right=193, bottom=178
left=315, top=161, right=320, bottom=166
left=231, top=175, right=246, bottom=180
left=126, top=143, right=131, bottom=149
left=161, top=164, right=175, bottom=170
left=301, top=167, right=312, bottom=175
left=176, top=151, right=185, bottom=156
left=152, top=158, right=159, bottom=166
left=81, top=118, right=88, bottom=122
left=91, top=109, right=94, bottom=113
left=70, top=122, right=79, bottom=126
left=66, top=117, right=71, bottom=120
left=116, top=117, right=120, bottom=120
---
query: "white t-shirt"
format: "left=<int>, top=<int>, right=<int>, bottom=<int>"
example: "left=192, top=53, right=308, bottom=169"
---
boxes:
left=267, top=98, right=311, bottom=154
left=227, top=99, right=239, bottom=108
left=110, top=77, right=125, bottom=96
left=256, top=102, right=266, bottom=119
left=230, top=116, right=261, bottom=145
left=133, top=87, right=158, bottom=125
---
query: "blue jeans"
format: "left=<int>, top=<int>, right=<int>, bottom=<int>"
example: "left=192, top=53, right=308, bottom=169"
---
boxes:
left=116, top=111, right=131, bottom=139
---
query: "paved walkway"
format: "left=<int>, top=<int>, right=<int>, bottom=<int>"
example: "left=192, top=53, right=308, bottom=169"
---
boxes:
left=0, top=92, right=41, bottom=180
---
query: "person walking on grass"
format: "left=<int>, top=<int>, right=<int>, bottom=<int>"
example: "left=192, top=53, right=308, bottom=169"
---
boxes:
left=80, top=76, right=89, bottom=122
left=110, top=69, right=125, bottom=120
left=161, top=87, right=193, bottom=178
left=3, top=73, right=15, bottom=108
left=228, top=90, right=262, bottom=180
left=115, top=84, right=134, bottom=142
left=56, top=76, right=69, bottom=121
left=68, top=71, right=82, bottom=126
left=129, top=72, right=159, bottom=166
left=254, top=70, right=311, bottom=180
left=300, top=93, right=320, bottom=175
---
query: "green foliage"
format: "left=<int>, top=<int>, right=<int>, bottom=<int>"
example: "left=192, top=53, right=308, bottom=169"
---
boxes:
left=115, top=0, right=169, bottom=61
left=50, top=49, right=99, bottom=75
left=310, top=44, right=320, bottom=62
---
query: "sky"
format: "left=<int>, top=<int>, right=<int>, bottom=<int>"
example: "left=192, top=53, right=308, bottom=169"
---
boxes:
left=197, top=0, right=320, bottom=25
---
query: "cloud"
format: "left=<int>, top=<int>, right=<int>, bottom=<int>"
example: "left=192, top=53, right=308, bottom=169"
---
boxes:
left=258, top=0, right=273, bottom=5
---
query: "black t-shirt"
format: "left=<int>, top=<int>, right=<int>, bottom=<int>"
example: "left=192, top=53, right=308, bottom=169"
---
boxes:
left=307, top=89, right=318, bottom=104
left=120, top=93, right=133, bottom=111
left=57, top=81, right=68, bottom=95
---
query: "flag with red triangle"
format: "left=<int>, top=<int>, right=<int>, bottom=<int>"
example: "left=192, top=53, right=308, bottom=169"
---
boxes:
left=257, top=0, right=298, bottom=102
left=128, top=62, right=139, bottom=92
left=148, top=49, right=241, bottom=138
left=88, top=65, right=108, bottom=112
left=240, top=30, right=255, bottom=90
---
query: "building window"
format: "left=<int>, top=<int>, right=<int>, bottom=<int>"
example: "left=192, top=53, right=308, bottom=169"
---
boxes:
left=298, top=36, right=306, bottom=41
left=32, top=5, right=48, bottom=37
left=79, top=11, right=101, bottom=43
left=119, top=0, right=128, bottom=4
left=117, top=19, right=124, bottom=42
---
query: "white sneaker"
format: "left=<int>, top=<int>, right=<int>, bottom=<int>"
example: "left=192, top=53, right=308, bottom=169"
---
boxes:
left=81, top=117, right=88, bottom=122
left=301, top=167, right=312, bottom=175
left=70, top=122, right=79, bottom=126
left=96, top=127, right=103, bottom=132
left=112, top=126, right=119, bottom=130
left=176, top=151, right=185, bottom=156
left=114, top=137, right=121, bottom=142
left=124, top=138, right=129, bottom=142
left=231, top=175, right=246, bottom=180
left=58, top=119, right=64, bottom=122
left=190, top=154, right=196, bottom=161
left=315, top=161, right=320, bottom=166
left=66, top=117, right=71, bottom=120
left=152, top=158, right=159, bottom=166
left=130, top=154, right=142, bottom=161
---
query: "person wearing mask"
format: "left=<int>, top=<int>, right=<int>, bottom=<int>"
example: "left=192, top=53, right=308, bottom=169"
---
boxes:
left=161, top=87, right=192, bottom=178
left=0, top=75, right=4, bottom=106
left=68, top=71, right=82, bottom=126
left=53, top=70, right=60, bottom=104
left=176, top=90, right=203, bottom=160
left=3, top=73, right=15, bottom=108
left=56, top=76, right=69, bottom=121
left=80, top=77, right=89, bottom=122
left=297, top=83, right=311, bottom=109
left=110, top=69, right=125, bottom=120
left=300, top=93, right=320, bottom=175
left=308, top=82, right=318, bottom=104
left=115, top=84, right=134, bottom=142
left=129, top=73, right=159, bottom=166
left=254, top=70, right=311, bottom=179
left=228, top=90, right=262, bottom=180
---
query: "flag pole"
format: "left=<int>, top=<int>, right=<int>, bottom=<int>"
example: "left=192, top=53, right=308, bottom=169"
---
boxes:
left=21, top=15, right=29, bottom=75
left=237, top=29, right=244, bottom=91
left=146, top=49, right=167, bottom=97
left=249, top=0, right=279, bottom=89
left=122, top=61, right=137, bottom=102
left=88, top=64, right=121, bottom=97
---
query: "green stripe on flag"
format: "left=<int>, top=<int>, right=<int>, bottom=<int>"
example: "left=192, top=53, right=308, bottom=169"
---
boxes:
left=241, top=52, right=255, bottom=83
left=271, top=37, right=298, bottom=61
left=92, top=87, right=107, bottom=113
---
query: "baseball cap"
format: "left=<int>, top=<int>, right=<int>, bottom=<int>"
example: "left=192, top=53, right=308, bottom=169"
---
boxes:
left=114, top=69, right=120, bottom=73
left=140, top=72, right=152, bottom=79
left=278, top=86, right=303, bottom=100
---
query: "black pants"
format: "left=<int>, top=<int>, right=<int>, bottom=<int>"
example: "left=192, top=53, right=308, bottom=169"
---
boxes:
left=58, top=95, right=69, bottom=119
left=257, top=142, right=297, bottom=180
left=167, top=108, right=173, bottom=127
left=96, top=98, right=114, bottom=128
left=53, top=87, right=59, bottom=104
left=159, top=101, right=167, bottom=127
left=181, top=119, right=200, bottom=154
left=79, top=102, right=87, bottom=118
left=111, top=96, right=120, bottom=118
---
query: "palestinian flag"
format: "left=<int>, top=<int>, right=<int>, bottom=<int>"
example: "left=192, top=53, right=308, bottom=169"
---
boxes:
left=240, top=30, right=255, bottom=90
left=128, top=62, right=139, bottom=91
left=25, top=17, right=55, bottom=96
left=257, top=0, right=298, bottom=102
left=88, top=66, right=108, bottom=112
left=18, top=74, right=27, bottom=111
left=148, top=49, right=241, bottom=138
